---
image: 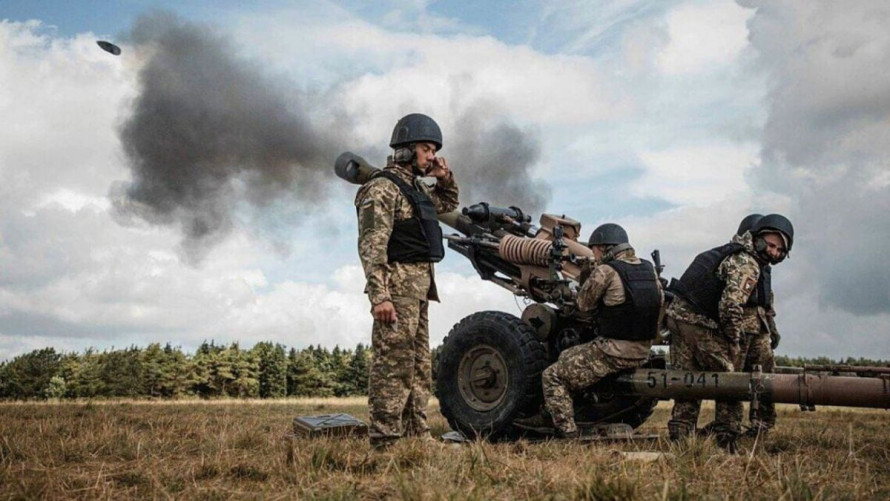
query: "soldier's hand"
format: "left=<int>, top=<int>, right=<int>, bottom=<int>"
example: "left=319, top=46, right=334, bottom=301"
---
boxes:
left=372, top=301, right=398, bottom=323
left=770, top=332, right=781, bottom=350
left=426, top=157, right=450, bottom=180
left=723, top=328, right=741, bottom=347
left=579, top=259, right=594, bottom=284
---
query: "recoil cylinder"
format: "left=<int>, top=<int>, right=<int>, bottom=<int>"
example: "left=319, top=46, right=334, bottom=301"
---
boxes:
left=498, top=234, right=553, bottom=266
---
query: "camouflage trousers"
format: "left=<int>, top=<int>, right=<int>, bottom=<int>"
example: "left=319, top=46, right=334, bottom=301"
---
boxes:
left=667, top=316, right=741, bottom=439
left=368, top=295, right=431, bottom=447
left=542, top=340, right=648, bottom=435
left=742, top=330, right=776, bottom=430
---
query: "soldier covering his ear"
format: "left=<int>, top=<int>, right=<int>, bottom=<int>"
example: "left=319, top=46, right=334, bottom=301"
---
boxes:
left=354, top=113, right=459, bottom=449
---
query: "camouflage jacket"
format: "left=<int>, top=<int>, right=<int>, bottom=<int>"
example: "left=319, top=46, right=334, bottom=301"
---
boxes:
left=355, top=160, right=459, bottom=305
left=577, top=248, right=664, bottom=359
left=667, top=232, right=762, bottom=342
left=731, top=232, right=778, bottom=337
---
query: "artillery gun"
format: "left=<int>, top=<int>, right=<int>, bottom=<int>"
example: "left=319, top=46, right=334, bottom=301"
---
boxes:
left=335, top=152, right=890, bottom=440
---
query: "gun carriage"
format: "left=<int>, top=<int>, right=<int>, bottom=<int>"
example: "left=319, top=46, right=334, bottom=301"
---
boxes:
left=336, top=152, right=890, bottom=440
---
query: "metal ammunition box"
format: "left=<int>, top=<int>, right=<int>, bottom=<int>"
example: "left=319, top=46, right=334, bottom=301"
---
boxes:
left=292, top=413, right=368, bottom=438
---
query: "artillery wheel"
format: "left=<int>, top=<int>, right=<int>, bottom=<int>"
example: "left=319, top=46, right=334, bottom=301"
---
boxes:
left=436, top=311, right=546, bottom=440
left=573, top=355, right=666, bottom=429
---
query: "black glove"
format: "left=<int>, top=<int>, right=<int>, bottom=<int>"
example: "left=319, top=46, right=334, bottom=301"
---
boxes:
left=770, top=331, right=781, bottom=350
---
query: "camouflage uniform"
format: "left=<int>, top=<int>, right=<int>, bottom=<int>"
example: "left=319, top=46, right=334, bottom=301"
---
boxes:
left=732, top=233, right=778, bottom=431
left=542, top=249, right=663, bottom=436
left=355, top=160, right=458, bottom=447
left=743, top=320, right=776, bottom=431
left=667, top=232, right=762, bottom=441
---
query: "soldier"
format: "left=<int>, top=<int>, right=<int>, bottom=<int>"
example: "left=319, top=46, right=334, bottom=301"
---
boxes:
left=515, top=224, right=663, bottom=438
left=666, top=214, right=793, bottom=451
left=699, top=214, right=782, bottom=438
left=739, top=215, right=783, bottom=437
left=354, top=113, right=459, bottom=449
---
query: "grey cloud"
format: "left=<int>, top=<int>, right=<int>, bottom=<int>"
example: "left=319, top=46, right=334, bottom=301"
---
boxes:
left=0, top=310, right=169, bottom=340
left=742, top=0, right=890, bottom=315
left=447, top=108, right=550, bottom=215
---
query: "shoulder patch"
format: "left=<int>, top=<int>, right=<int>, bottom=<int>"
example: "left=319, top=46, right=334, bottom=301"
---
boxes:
left=743, top=277, right=757, bottom=294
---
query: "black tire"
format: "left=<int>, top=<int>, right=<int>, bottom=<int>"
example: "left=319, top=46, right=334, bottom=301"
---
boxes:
left=436, top=311, right=546, bottom=440
left=573, top=354, right=666, bottom=429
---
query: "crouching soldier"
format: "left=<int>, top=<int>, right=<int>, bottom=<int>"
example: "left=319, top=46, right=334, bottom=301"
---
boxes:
left=515, top=224, right=664, bottom=438
left=699, top=214, right=784, bottom=439
left=667, top=214, right=793, bottom=451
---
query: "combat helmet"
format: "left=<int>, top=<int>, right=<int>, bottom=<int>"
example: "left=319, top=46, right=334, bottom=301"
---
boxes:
left=390, top=113, right=443, bottom=151
left=751, top=213, right=794, bottom=263
left=736, top=213, right=763, bottom=236
left=588, top=223, right=631, bottom=262
left=588, top=223, right=629, bottom=246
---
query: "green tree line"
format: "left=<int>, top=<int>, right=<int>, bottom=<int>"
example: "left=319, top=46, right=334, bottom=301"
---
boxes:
left=0, top=341, right=372, bottom=401
left=2, top=342, right=883, bottom=401
left=773, top=355, right=889, bottom=367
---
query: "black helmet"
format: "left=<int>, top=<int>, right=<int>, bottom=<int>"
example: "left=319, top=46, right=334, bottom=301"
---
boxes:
left=751, top=214, right=794, bottom=251
left=588, top=223, right=629, bottom=246
left=736, top=213, right=763, bottom=236
left=390, top=113, right=443, bottom=151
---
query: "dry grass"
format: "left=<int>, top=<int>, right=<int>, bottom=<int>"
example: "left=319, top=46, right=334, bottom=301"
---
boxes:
left=1, top=400, right=888, bottom=500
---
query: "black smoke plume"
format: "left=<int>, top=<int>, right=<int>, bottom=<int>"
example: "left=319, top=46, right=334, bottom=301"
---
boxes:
left=112, top=12, right=551, bottom=260
left=112, top=12, right=341, bottom=260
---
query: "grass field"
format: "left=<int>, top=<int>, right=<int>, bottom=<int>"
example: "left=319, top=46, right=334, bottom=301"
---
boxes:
left=1, top=399, right=888, bottom=500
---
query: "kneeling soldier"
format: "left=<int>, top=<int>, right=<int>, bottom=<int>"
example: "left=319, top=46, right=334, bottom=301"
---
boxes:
left=516, top=223, right=664, bottom=438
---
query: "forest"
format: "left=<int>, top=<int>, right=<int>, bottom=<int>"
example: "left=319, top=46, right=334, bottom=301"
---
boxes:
left=0, top=342, right=884, bottom=400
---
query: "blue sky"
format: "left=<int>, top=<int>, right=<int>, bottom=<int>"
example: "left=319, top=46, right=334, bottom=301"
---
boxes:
left=2, top=0, right=889, bottom=360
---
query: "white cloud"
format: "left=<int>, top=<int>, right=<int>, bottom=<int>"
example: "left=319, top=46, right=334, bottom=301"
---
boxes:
left=657, top=1, right=752, bottom=75
left=232, top=8, right=627, bottom=145
left=3, top=1, right=890, bottom=364
left=632, top=143, right=758, bottom=206
left=338, top=34, right=626, bottom=141
left=34, top=188, right=111, bottom=213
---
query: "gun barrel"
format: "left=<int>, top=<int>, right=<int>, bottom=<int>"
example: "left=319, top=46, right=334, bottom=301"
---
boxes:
left=612, top=369, right=890, bottom=410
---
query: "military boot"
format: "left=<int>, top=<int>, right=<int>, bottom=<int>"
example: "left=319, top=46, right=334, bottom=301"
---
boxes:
left=667, top=420, right=694, bottom=441
left=716, top=431, right=740, bottom=453
left=512, top=413, right=557, bottom=435
left=743, top=424, right=771, bottom=439
left=696, top=421, right=719, bottom=437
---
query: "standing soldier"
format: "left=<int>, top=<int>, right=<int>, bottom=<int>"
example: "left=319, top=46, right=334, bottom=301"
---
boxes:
left=515, top=224, right=663, bottom=438
left=666, top=214, right=793, bottom=451
left=354, top=113, right=459, bottom=449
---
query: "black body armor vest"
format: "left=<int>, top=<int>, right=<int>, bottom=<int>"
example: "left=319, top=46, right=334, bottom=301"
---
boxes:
left=746, top=264, right=771, bottom=308
left=597, top=259, right=661, bottom=341
left=670, top=242, right=765, bottom=320
left=377, top=172, right=445, bottom=264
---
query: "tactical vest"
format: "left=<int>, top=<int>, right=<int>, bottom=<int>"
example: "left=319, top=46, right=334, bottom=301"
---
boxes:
left=376, top=172, right=445, bottom=264
left=670, top=242, right=764, bottom=320
left=597, top=259, right=661, bottom=341
left=747, top=264, right=771, bottom=308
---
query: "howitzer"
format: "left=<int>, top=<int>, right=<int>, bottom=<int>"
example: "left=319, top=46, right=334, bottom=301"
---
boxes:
left=335, top=152, right=889, bottom=440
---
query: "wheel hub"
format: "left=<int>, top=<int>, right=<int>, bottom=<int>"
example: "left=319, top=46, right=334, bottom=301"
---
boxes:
left=457, top=344, right=509, bottom=412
